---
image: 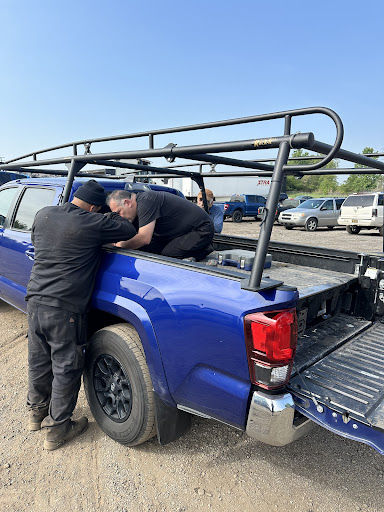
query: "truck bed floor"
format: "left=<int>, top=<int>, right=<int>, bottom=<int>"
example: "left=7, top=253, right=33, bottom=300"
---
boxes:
left=263, top=261, right=357, bottom=298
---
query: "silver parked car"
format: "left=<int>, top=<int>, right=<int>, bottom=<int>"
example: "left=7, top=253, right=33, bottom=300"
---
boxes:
left=278, top=197, right=345, bottom=231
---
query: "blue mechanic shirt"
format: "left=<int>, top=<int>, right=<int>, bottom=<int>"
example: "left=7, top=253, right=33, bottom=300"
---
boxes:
left=209, top=204, right=224, bottom=233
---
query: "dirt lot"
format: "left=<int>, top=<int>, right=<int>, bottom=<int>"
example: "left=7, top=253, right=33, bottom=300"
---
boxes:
left=1, top=223, right=384, bottom=512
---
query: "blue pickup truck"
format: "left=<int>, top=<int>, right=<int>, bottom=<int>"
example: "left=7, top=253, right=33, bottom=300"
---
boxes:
left=1, top=107, right=384, bottom=455
left=223, top=194, right=267, bottom=222
left=224, top=193, right=289, bottom=222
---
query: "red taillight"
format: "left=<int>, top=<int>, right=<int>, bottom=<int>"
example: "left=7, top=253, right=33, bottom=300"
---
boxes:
left=224, top=204, right=229, bottom=211
left=244, top=309, right=297, bottom=389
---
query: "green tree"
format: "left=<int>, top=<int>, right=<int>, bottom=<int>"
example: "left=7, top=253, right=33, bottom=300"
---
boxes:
left=340, top=147, right=379, bottom=194
left=286, top=149, right=339, bottom=195
left=318, top=175, right=338, bottom=195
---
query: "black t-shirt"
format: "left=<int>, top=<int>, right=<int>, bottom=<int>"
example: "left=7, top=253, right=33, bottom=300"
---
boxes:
left=26, top=203, right=136, bottom=313
left=136, top=191, right=211, bottom=239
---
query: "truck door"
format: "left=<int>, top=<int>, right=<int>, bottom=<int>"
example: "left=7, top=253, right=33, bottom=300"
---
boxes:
left=245, top=195, right=259, bottom=216
left=0, top=186, right=22, bottom=297
left=0, top=185, right=60, bottom=311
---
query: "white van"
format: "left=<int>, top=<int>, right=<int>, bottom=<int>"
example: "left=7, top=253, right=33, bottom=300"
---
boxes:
left=338, top=192, right=384, bottom=235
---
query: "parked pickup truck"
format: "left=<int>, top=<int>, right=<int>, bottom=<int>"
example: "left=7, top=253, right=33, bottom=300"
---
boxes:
left=223, top=194, right=267, bottom=222
left=2, top=107, right=384, bottom=455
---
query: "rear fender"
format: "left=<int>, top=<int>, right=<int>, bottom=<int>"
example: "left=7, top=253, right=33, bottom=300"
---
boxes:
left=91, top=290, right=175, bottom=407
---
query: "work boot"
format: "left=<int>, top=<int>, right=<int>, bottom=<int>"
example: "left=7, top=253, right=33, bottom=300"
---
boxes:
left=42, top=416, right=88, bottom=451
left=28, top=407, right=49, bottom=431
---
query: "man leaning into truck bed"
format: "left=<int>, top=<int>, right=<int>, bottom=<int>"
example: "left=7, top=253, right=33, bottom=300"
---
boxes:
left=25, top=180, right=137, bottom=451
left=107, top=189, right=214, bottom=260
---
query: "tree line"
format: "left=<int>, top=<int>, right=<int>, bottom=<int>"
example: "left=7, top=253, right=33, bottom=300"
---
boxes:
left=286, top=147, right=381, bottom=196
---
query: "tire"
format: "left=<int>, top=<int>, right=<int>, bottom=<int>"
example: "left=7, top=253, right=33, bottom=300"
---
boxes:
left=84, top=323, right=156, bottom=446
left=379, top=226, right=384, bottom=236
left=232, top=210, right=243, bottom=223
left=346, top=225, right=361, bottom=235
left=305, top=217, right=318, bottom=231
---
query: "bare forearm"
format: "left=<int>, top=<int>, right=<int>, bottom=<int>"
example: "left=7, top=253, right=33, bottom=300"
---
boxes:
left=115, top=221, right=155, bottom=250
left=116, top=234, right=147, bottom=250
left=116, top=223, right=156, bottom=249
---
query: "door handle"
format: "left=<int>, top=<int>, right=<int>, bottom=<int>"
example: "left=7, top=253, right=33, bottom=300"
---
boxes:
left=25, top=249, right=35, bottom=261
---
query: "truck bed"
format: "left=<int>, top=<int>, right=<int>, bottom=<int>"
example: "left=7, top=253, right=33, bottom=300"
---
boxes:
left=201, top=248, right=357, bottom=298
left=200, top=245, right=384, bottom=435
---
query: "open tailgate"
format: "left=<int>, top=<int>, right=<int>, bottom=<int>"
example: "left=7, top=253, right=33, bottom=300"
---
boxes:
left=289, top=321, right=384, bottom=454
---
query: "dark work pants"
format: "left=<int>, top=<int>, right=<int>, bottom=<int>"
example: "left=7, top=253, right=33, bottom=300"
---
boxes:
left=27, top=301, right=87, bottom=424
left=142, top=220, right=214, bottom=260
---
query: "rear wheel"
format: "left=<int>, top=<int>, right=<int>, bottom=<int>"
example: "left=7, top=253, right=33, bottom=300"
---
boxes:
left=305, top=218, right=318, bottom=231
left=84, top=323, right=156, bottom=446
left=346, top=225, right=361, bottom=235
left=379, top=226, right=384, bottom=236
left=232, top=210, right=243, bottom=223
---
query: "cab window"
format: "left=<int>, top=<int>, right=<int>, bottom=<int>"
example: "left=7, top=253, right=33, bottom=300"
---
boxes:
left=322, top=200, right=334, bottom=210
left=0, top=187, right=19, bottom=226
left=12, top=187, right=56, bottom=232
left=335, top=199, right=345, bottom=210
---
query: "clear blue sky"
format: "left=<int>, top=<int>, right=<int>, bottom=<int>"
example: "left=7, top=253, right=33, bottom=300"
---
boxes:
left=1, top=0, right=383, bottom=170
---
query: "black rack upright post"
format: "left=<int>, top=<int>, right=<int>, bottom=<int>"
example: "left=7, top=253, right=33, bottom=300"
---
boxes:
left=244, top=116, right=293, bottom=290
left=61, top=160, right=86, bottom=204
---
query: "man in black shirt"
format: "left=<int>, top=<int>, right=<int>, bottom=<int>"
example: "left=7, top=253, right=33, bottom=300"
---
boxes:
left=107, top=190, right=214, bottom=260
left=26, top=180, right=136, bottom=450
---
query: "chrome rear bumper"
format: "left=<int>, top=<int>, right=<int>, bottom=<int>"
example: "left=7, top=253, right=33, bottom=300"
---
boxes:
left=246, top=390, right=314, bottom=446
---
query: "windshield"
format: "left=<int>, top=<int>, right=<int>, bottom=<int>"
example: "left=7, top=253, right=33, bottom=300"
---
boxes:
left=343, top=195, right=374, bottom=207
left=297, top=199, right=324, bottom=209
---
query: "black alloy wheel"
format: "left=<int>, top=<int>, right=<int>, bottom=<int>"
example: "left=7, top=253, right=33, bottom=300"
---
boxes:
left=232, top=210, right=243, bottom=223
left=93, top=353, right=132, bottom=422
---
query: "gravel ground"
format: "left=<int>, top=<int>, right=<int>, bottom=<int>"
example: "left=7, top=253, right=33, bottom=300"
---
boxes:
left=1, top=222, right=384, bottom=512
